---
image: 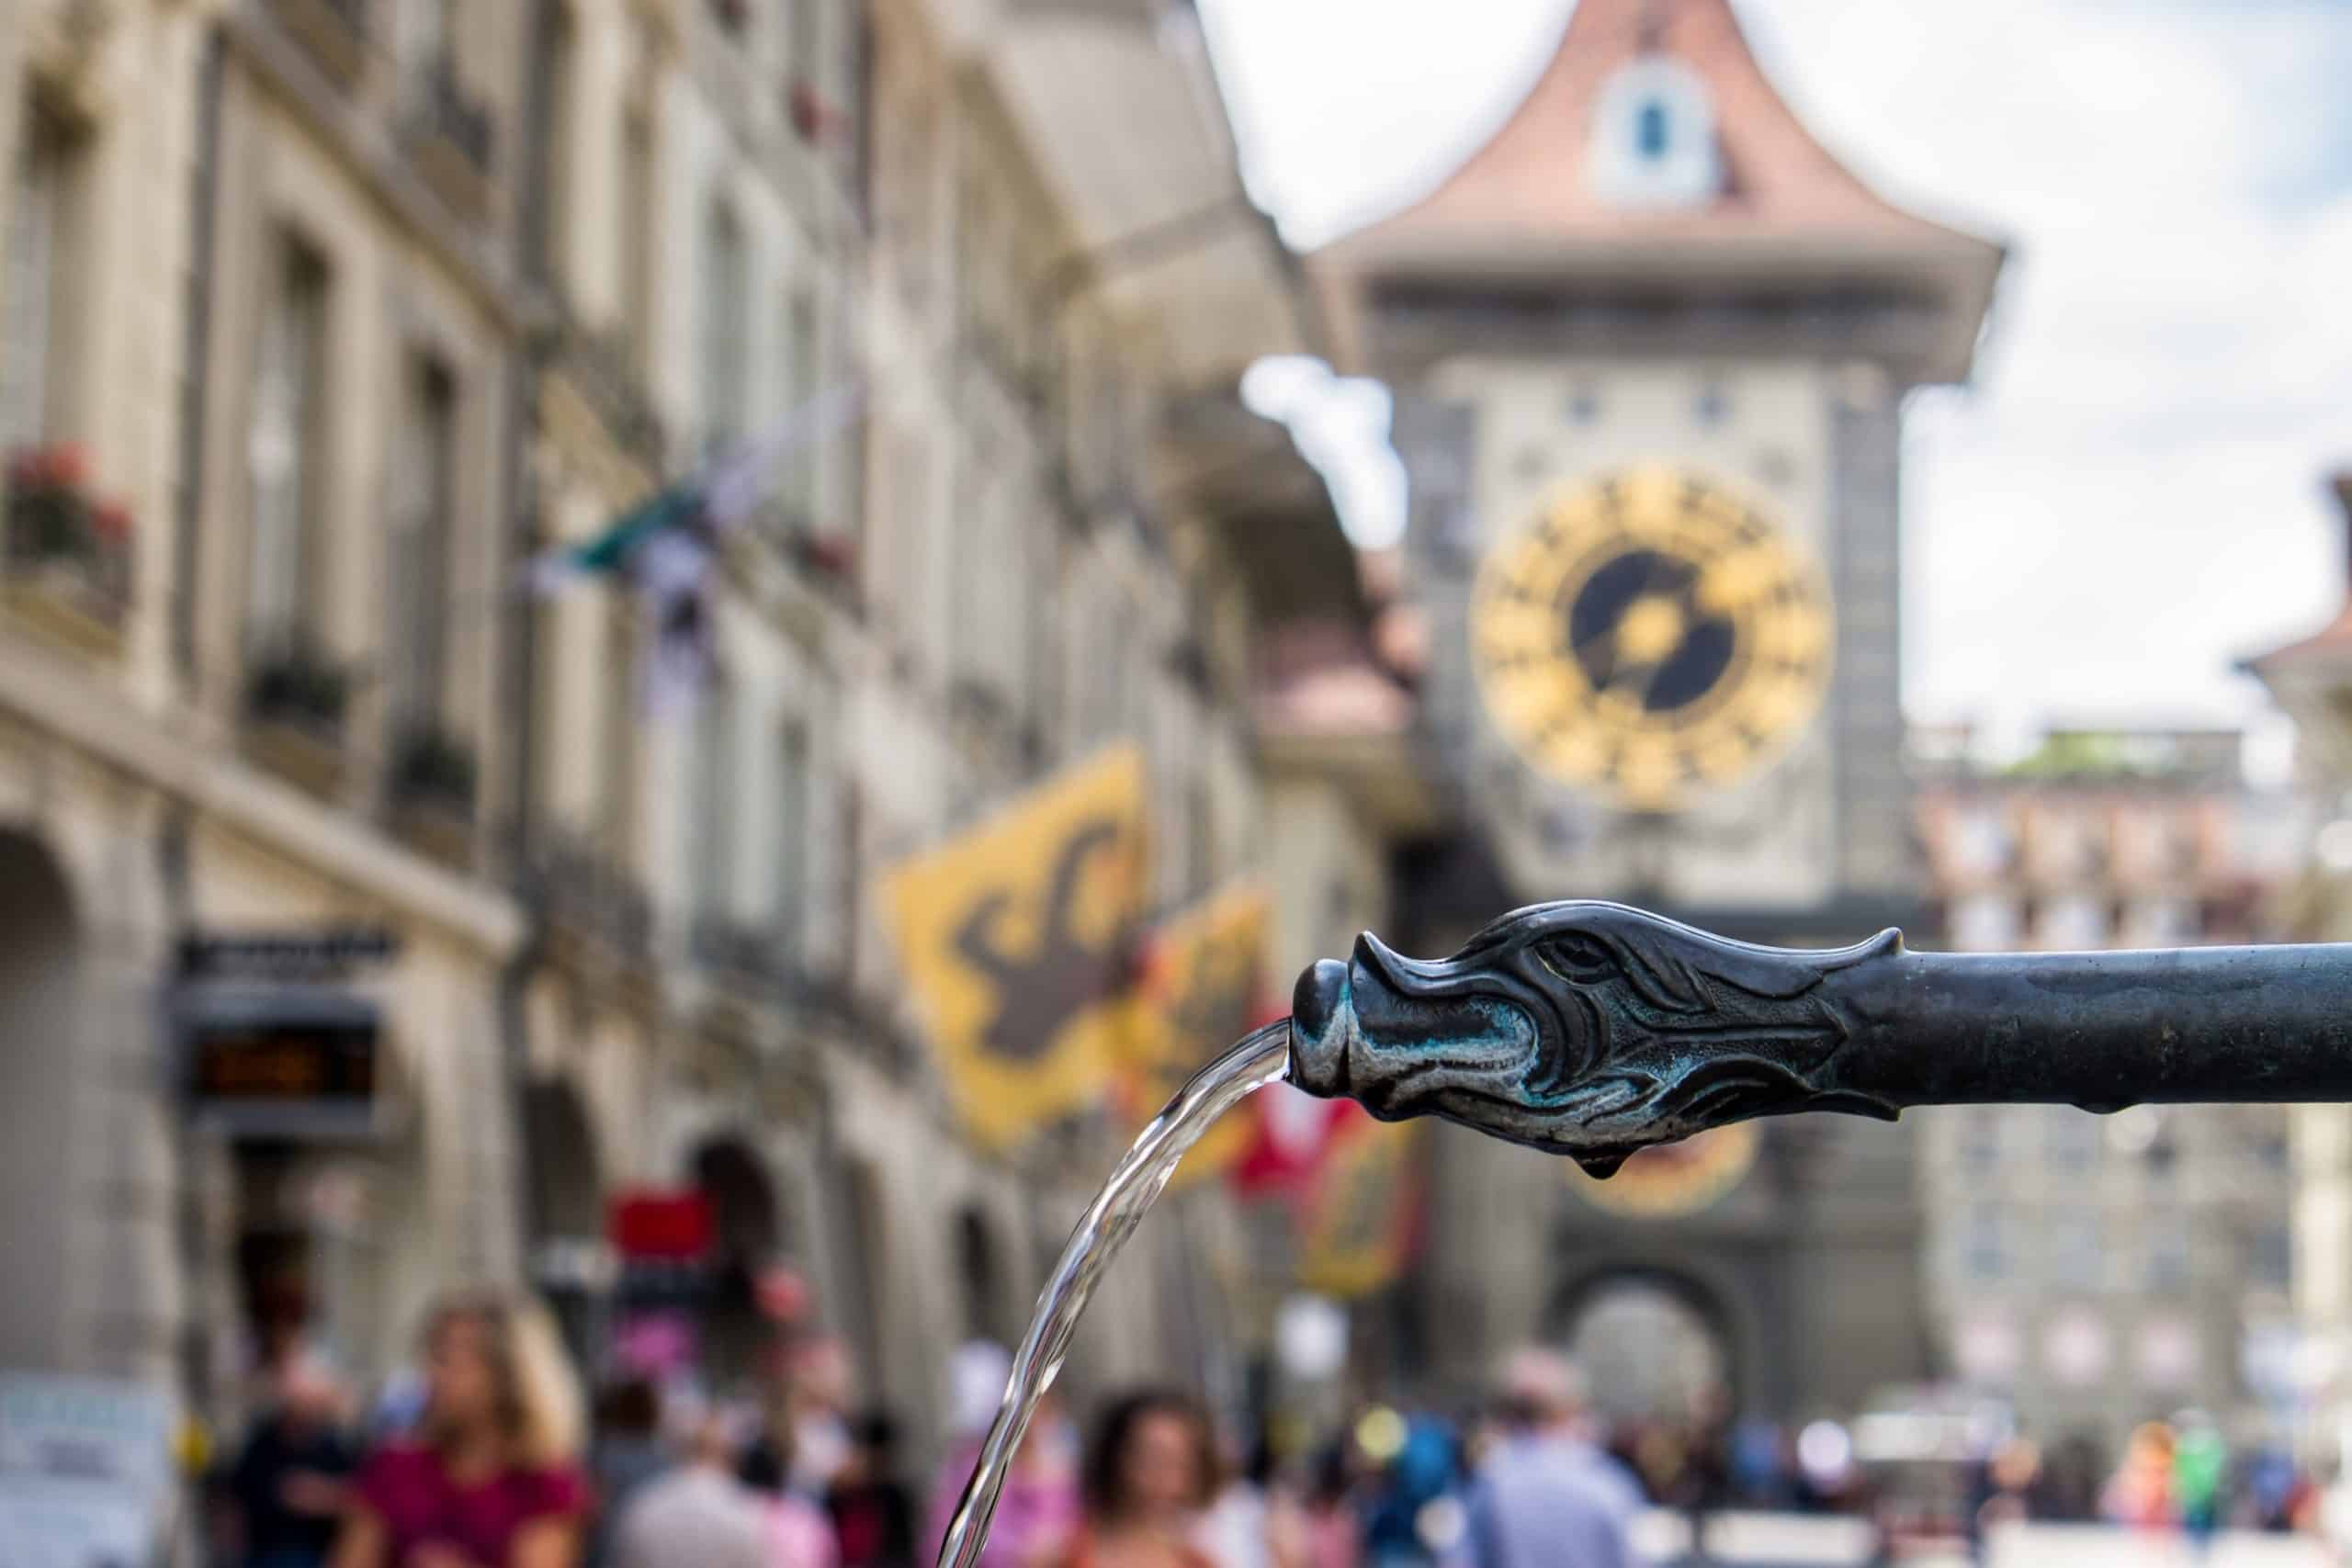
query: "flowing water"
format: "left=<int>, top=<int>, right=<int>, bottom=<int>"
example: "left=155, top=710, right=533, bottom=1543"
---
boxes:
left=935, top=1018, right=1295, bottom=1568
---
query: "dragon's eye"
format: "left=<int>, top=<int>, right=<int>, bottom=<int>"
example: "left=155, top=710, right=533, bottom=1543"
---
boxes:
left=1543, top=932, right=1618, bottom=984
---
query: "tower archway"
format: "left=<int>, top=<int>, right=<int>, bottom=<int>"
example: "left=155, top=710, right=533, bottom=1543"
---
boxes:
left=1551, top=1265, right=1740, bottom=1427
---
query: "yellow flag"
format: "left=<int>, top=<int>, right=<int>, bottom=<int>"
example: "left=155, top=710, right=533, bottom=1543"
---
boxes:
left=1127, top=884, right=1270, bottom=1188
left=885, top=748, right=1148, bottom=1151
left=1297, top=1116, right=1419, bottom=1300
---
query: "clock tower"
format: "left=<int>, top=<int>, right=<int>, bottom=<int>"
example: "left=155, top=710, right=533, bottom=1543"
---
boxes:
left=1311, top=0, right=2002, bottom=1415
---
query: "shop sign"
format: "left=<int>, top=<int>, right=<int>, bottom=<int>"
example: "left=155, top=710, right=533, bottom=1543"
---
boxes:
left=608, top=1190, right=714, bottom=1260
left=177, top=985, right=381, bottom=1140
left=0, top=1372, right=174, bottom=1568
left=177, top=926, right=400, bottom=979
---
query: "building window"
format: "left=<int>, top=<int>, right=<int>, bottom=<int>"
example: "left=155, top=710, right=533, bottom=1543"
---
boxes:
left=1962, top=1207, right=2007, bottom=1281
left=698, top=199, right=748, bottom=457
left=398, top=0, right=451, bottom=75
left=688, top=677, right=736, bottom=925
left=1634, top=98, right=1670, bottom=160
left=601, top=596, right=638, bottom=860
left=620, top=96, right=655, bottom=375
left=1589, top=58, right=1721, bottom=209
left=2127, top=898, right=2197, bottom=946
left=0, top=104, right=87, bottom=453
left=788, top=286, right=820, bottom=520
left=786, top=0, right=820, bottom=84
left=544, top=6, right=578, bottom=296
left=247, top=233, right=332, bottom=649
left=2147, top=1227, right=2190, bottom=1292
left=388, top=355, right=458, bottom=731
left=1958, top=1110, right=2001, bottom=1176
left=2251, top=1225, right=2291, bottom=1290
left=774, top=717, right=808, bottom=959
left=2046, top=1111, right=2099, bottom=1174
left=1952, top=806, right=2015, bottom=875
left=1951, top=895, right=2019, bottom=952
left=2040, top=896, right=2108, bottom=951
left=2049, top=1208, right=2103, bottom=1291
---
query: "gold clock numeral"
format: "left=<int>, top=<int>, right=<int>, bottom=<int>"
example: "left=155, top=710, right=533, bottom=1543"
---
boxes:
left=1474, top=602, right=1564, bottom=662
left=1486, top=667, right=1575, bottom=735
left=1751, top=607, right=1829, bottom=664
left=1696, top=547, right=1781, bottom=615
left=1540, top=728, right=1609, bottom=781
left=1690, top=732, right=1758, bottom=782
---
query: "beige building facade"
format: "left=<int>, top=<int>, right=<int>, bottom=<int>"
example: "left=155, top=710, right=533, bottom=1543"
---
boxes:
left=1912, top=728, right=2306, bottom=1452
left=2248, top=474, right=2352, bottom=1466
left=0, top=0, right=1377, bottom=1499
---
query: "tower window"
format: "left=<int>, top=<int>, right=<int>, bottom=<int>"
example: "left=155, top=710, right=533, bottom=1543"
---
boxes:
left=1589, top=57, right=1721, bottom=209
left=1635, top=99, right=1670, bottom=160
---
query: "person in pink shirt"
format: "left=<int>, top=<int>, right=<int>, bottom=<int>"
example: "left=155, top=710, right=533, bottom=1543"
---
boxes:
left=334, top=1292, right=588, bottom=1568
left=928, top=1345, right=1079, bottom=1568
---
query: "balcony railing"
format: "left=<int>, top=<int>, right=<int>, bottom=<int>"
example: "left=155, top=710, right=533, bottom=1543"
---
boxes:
left=405, top=55, right=496, bottom=215
left=3, top=444, right=132, bottom=654
left=549, top=310, right=667, bottom=467
left=241, top=629, right=353, bottom=799
left=265, top=0, right=369, bottom=88
left=534, top=830, right=655, bottom=964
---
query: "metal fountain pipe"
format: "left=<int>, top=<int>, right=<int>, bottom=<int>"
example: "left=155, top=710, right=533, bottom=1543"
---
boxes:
left=1286, top=900, right=2352, bottom=1178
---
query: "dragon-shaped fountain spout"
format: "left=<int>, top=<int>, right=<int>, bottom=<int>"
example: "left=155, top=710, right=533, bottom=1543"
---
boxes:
left=1288, top=900, right=2352, bottom=1173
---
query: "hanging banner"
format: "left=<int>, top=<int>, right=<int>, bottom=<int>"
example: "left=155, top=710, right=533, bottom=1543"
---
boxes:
left=1124, top=885, right=1272, bottom=1188
left=1295, top=1110, right=1420, bottom=1300
left=1229, top=1082, right=1355, bottom=1200
left=886, top=748, right=1148, bottom=1150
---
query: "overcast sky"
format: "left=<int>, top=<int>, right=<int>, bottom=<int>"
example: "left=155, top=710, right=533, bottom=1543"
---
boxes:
left=1194, top=0, right=2352, bottom=741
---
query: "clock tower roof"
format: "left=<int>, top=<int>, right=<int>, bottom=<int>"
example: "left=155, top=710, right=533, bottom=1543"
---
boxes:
left=1310, top=0, right=2005, bottom=385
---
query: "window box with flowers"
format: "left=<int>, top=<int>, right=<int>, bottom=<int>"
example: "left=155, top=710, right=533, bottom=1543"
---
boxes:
left=242, top=633, right=352, bottom=798
left=786, top=80, right=842, bottom=145
left=4, top=443, right=134, bottom=657
left=386, top=722, right=479, bottom=869
left=788, top=525, right=858, bottom=608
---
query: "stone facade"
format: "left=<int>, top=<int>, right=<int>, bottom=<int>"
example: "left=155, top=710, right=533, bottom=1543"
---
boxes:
left=2246, top=474, right=2352, bottom=1468
left=1910, top=728, right=2307, bottom=1451
left=1306, top=0, right=2000, bottom=1417
left=0, top=0, right=1352, bottom=1483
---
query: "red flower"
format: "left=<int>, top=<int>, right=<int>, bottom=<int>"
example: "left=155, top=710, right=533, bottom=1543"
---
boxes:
left=90, top=500, right=133, bottom=544
left=788, top=80, right=836, bottom=142
left=43, top=442, right=88, bottom=491
left=5, top=448, right=39, bottom=491
left=800, top=530, right=856, bottom=579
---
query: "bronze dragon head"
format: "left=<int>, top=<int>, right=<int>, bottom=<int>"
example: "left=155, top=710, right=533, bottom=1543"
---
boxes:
left=1287, top=900, right=1904, bottom=1174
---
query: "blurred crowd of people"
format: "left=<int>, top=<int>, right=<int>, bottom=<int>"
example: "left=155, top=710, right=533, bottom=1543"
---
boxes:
left=203, top=1294, right=2341, bottom=1568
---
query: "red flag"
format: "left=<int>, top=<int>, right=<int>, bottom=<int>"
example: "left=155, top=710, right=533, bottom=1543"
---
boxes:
left=1228, top=1083, right=1359, bottom=1200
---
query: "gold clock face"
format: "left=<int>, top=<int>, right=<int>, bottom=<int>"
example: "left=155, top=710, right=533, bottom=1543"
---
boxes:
left=1470, top=465, right=1832, bottom=811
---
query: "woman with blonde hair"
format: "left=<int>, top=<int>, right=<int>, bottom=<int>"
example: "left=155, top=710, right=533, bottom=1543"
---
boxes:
left=333, top=1292, right=589, bottom=1568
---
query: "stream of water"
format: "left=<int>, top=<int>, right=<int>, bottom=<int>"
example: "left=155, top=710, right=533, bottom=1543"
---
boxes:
left=933, top=1018, right=1296, bottom=1568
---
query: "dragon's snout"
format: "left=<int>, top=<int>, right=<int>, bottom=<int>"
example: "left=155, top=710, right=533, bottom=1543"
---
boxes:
left=1290, top=936, right=1512, bottom=1116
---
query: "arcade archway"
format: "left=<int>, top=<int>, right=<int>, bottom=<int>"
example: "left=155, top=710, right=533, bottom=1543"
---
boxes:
left=526, top=1080, right=607, bottom=1368
left=692, top=1136, right=786, bottom=1391
left=0, top=832, right=79, bottom=1369
left=955, top=1204, right=1011, bottom=1345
